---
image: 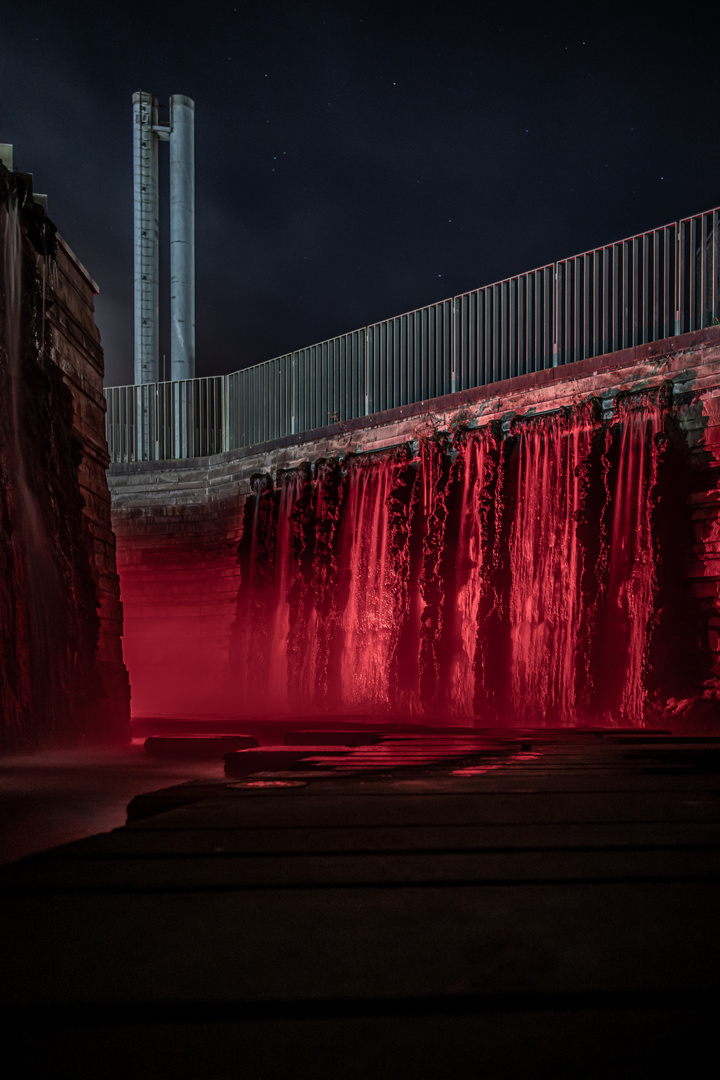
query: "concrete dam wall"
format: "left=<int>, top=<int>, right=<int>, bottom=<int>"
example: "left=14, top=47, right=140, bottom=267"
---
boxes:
left=0, top=164, right=129, bottom=750
left=109, top=328, right=720, bottom=730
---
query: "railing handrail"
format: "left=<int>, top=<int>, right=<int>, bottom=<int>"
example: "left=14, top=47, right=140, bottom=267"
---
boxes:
left=106, top=204, right=720, bottom=462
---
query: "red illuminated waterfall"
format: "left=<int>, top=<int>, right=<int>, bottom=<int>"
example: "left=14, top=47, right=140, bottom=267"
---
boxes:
left=231, top=393, right=684, bottom=725
left=595, top=397, right=663, bottom=722
left=504, top=410, right=594, bottom=724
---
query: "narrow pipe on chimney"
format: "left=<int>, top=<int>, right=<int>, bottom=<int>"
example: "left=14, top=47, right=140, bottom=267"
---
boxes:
left=169, top=95, right=195, bottom=382
left=132, top=91, right=159, bottom=385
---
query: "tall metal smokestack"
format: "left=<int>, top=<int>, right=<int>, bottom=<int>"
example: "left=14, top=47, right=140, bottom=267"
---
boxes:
left=169, top=95, right=195, bottom=381
left=132, top=91, right=159, bottom=384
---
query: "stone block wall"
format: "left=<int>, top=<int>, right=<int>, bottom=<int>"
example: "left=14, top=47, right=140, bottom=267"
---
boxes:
left=49, top=234, right=130, bottom=736
left=0, top=165, right=129, bottom=749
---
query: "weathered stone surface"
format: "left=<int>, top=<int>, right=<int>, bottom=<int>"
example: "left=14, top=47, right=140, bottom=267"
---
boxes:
left=0, top=164, right=129, bottom=748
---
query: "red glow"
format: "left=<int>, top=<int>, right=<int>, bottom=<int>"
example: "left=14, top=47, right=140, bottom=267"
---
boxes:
left=118, top=396, right=681, bottom=727
left=227, top=779, right=308, bottom=789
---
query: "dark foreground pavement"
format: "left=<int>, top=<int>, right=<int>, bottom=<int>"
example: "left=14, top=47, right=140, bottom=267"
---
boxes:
left=1, top=726, right=719, bottom=1078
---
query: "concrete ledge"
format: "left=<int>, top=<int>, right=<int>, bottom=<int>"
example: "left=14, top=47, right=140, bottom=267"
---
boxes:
left=109, top=326, right=720, bottom=484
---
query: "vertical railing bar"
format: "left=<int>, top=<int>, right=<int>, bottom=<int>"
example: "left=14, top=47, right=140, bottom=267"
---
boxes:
left=540, top=269, right=546, bottom=368
left=265, top=362, right=271, bottom=442
left=534, top=272, right=540, bottom=369
left=403, top=316, right=410, bottom=402
left=346, top=335, right=352, bottom=420
left=503, top=282, right=508, bottom=378
left=450, top=299, right=457, bottom=394
left=712, top=210, right=716, bottom=324
left=642, top=233, right=650, bottom=344
left=490, top=282, right=496, bottom=380
left=201, top=378, right=207, bottom=455
left=614, top=243, right=622, bottom=353
left=388, top=320, right=394, bottom=409
left=634, top=236, right=640, bottom=347
left=262, top=362, right=267, bottom=442
left=572, top=256, right=578, bottom=363
left=689, top=216, right=697, bottom=332
left=676, top=220, right=684, bottom=336
left=652, top=230, right=659, bottom=342
left=379, top=322, right=384, bottom=411
left=515, top=281, right=523, bottom=375
left=700, top=213, right=708, bottom=329
left=713, top=210, right=719, bottom=324
left=205, top=377, right=210, bottom=454
left=663, top=226, right=670, bottom=340
left=620, top=241, right=627, bottom=351
left=574, top=255, right=578, bottom=362
left=665, top=226, right=673, bottom=339
left=466, top=294, right=473, bottom=388
left=498, top=285, right=505, bottom=382
left=427, top=308, right=433, bottom=399
left=550, top=264, right=557, bottom=368
left=254, top=365, right=259, bottom=445
left=255, top=367, right=261, bottom=445
left=581, top=255, right=589, bottom=359
left=613, top=244, right=617, bottom=349
left=464, top=295, right=471, bottom=390
left=529, top=273, right=535, bottom=373
left=589, top=251, right=596, bottom=358
left=543, top=268, right=551, bottom=369
left=590, top=251, right=596, bottom=358
left=261, top=364, right=266, bottom=444
left=557, top=259, right=561, bottom=365
left=195, top=379, right=200, bottom=456
left=249, top=365, right=254, bottom=447
left=572, top=258, right=580, bottom=363
left=478, top=289, right=487, bottom=384
left=223, top=374, right=230, bottom=452
left=380, top=322, right=386, bottom=411
left=508, top=279, right=516, bottom=379
left=553, top=262, right=561, bottom=369
left=397, top=319, right=403, bottom=408
left=476, top=294, right=483, bottom=385
left=566, top=259, right=574, bottom=364
left=194, top=380, right=199, bottom=455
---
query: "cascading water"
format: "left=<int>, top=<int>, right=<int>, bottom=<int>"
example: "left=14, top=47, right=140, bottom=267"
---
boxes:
left=505, top=409, right=595, bottom=724
left=438, top=429, right=496, bottom=715
left=332, top=456, right=401, bottom=709
left=232, top=393, right=685, bottom=726
left=590, top=394, right=664, bottom=724
left=232, top=471, right=304, bottom=711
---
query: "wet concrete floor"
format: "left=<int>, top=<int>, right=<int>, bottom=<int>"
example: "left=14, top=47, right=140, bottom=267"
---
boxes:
left=0, top=741, right=225, bottom=864
left=1, top=725, right=719, bottom=1077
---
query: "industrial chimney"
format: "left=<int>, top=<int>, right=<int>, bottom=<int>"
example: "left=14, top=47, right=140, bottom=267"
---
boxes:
left=132, top=91, right=195, bottom=386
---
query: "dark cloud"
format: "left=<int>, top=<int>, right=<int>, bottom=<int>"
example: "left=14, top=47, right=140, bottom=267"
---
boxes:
left=1, top=1, right=719, bottom=385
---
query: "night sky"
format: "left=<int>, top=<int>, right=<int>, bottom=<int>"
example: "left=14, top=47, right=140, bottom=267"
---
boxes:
left=2, top=1, right=719, bottom=387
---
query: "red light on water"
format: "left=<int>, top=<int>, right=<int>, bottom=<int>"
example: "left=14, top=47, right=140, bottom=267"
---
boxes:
left=119, top=395, right=685, bottom=729
left=226, top=779, right=308, bottom=789
left=452, top=752, right=542, bottom=776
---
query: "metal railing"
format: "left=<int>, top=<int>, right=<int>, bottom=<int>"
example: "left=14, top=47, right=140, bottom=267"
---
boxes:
left=106, top=206, right=720, bottom=462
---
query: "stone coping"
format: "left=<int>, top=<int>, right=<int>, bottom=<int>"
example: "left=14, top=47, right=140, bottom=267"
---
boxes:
left=109, top=327, right=720, bottom=480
